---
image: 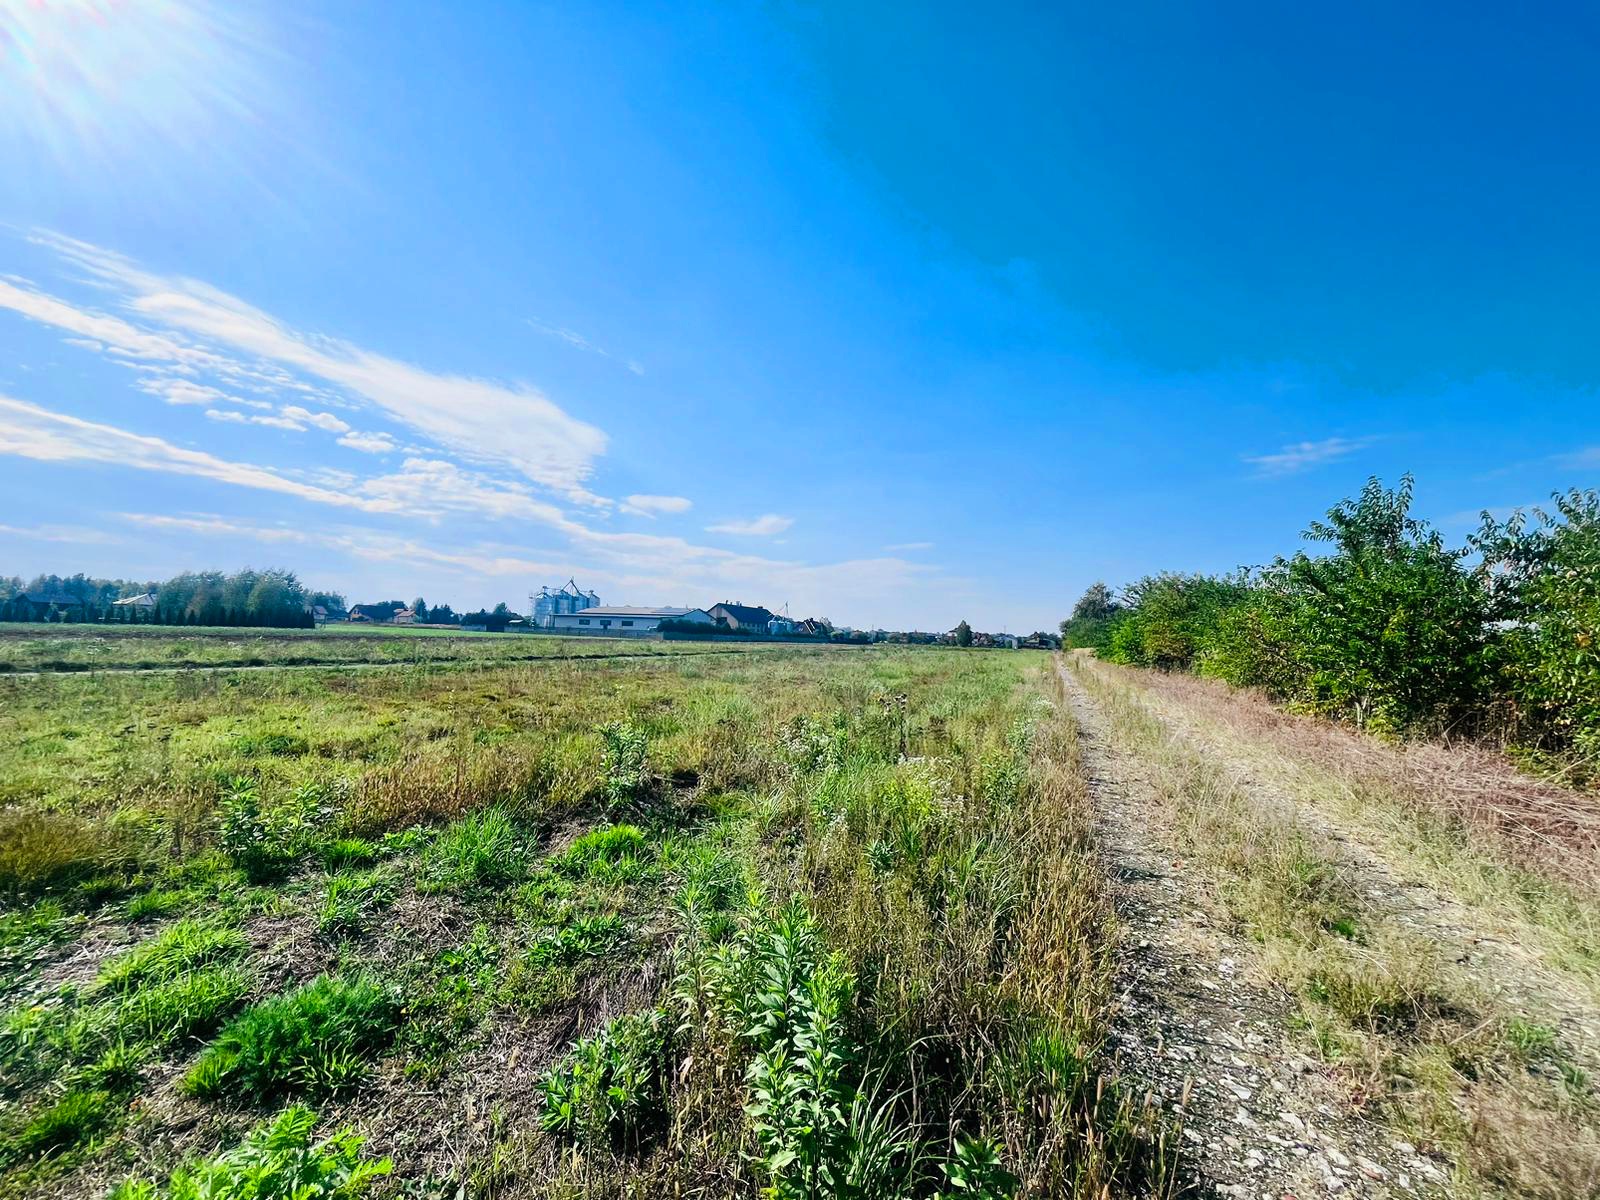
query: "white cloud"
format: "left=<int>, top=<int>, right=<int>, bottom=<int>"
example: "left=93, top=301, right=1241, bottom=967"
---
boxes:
left=0, top=394, right=389, bottom=512
left=1244, top=436, right=1373, bottom=477
left=204, top=408, right=306, bottom=431
left=706, top=514, right=794, bottom=536
left=622, top=494, right=692, bottom=517
left=337, top=430, right=398, bottom=454
left=281, top=405, right=350, bottom=433
left=12, top=235, right=610, bottom=497
left=884, top=541, right=933, bottom=552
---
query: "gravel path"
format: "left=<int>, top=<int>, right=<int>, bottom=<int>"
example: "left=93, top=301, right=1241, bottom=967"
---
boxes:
left=1060, top=662, right=1447, bottom=1198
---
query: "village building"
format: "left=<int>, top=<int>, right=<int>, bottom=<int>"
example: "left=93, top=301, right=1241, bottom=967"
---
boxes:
left=708, top=602, right=776, bottom=631
left=545, top=606, right=714, bottom=633
left=113, top=591, right=159, bottom=608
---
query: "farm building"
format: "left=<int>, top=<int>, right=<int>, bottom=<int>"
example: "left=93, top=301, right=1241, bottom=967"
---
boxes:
left=113, top=591, right=159, bottom=608
left=531, top=580, right=602, bottom=626
left=545, top=606, right=714, bottom=633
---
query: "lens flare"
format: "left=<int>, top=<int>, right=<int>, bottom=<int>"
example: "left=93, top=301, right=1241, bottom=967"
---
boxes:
left=0, top=0, right=294, bottom=204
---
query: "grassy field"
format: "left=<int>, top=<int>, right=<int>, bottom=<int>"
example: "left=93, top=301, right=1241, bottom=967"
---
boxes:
left=0, top=640, right=1170, bottom=1198
left=0, top=623, right=826, bottom=674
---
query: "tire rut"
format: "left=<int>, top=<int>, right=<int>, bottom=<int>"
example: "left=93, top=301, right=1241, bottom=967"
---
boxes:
left=1061, top=662, right=1446, bottom=1199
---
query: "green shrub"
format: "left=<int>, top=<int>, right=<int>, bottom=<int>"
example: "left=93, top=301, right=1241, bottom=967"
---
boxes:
left=183, top=975, right=400, bottom=1100
left=538, top=1007, right=670, bottom=1149
left=1477, top=489, right=1600, bottom=767
left=599, top=721, right=650, bottom=808
left=219, top=778, right=326, bottom=882
left=108, top=1103, right=391, bottom=1199
left=420, top=807, right=525, bottom=890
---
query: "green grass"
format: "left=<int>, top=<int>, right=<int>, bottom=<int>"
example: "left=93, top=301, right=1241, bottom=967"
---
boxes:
left=183, top=974, right=402, bottom=1100
left=97, top=921, right=247, bottom=990
left=0, top=644, right=1170, bottom=1197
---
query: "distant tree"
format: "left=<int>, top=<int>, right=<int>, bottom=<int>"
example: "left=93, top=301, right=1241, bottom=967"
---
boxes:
left=954, top=619, right=973, bottom=648
left=1071, top=582, right=1120, bottom=621
left=430, top=603, right=457, bottom=624
left=412, top=597, right=429, bottom=622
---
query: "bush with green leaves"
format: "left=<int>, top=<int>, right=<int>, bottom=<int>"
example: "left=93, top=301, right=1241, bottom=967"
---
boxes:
left=599, top=721, right=651, bottom=808
left=1475, top=488, right=1600, bottom=768
left=219, top=778, right=330, bottom=882
left=538, top=1007, right=670, bottom=1150
left=184, top=974, right=400, bottom=1100
left=675, top=897, right=923, bottom=1199
left=108, top=1104, right=390, bottom=1200
left=1098, top=572, right=1250, bottom=672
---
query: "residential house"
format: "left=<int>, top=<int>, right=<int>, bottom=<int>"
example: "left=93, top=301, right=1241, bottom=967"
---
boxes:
left=17, top=591, right=85, bottom=619
left=708, top=602, right=775, bottom=631
left=392, top=607, right=418, bottom=625
left=547, top=606, right=714, bottom=634
left=113, top=592, right=159, bottom=608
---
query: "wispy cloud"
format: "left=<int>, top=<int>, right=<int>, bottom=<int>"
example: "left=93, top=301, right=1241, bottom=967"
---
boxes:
left=7, top=234, right=610, bottom=499
left=621, top=494, right=692, bottom=517
left=0, top=394, right=391, bottom=512
left=0, top=522, right=124, bottom=545
left=337, top=430, right=398, bottom=454
left=1244, top=436, right=1373, bottom=477
left=528, top=318, right=645, bottom=376
left=884, top=541, right=933, bottom=552
left=706, top=514, right=794, bottom=536
left=1554, top=446, right=1600, bottom=470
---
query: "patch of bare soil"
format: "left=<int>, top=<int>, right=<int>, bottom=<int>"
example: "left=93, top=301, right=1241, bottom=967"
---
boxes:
left=1060, top=664, right=1448, bottom=1199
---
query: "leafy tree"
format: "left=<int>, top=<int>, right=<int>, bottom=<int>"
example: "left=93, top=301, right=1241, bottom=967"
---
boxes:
left=411, top=597, right=429, bottom=623
left=1061, top=581, right=1127, bottom=651
left=1253, top=476, right=1491, bottom=734
left=1474, top=489, right=1600, bottom=765
left=954, top=620, right=973, bottom=647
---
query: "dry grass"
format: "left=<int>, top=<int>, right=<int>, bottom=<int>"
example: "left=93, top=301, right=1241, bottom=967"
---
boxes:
left=1109, top=662, right=1600, bottom=893
left=1068, top=654, right=1600, bottom=1200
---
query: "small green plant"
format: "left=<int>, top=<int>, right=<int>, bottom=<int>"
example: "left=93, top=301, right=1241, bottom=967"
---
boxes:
left=321, top=838, right=379, bottom=871
left=317, top=870, right=393, bottom=937
left=219, top=777, right=327, bottom=882
left=98, top=921, right=247, bottom=991
left=108, top=1103, right=391, bottom=1199
left=538, top=1007, right=670, bottom=1149
left=0, top=1086, right=114, bottom=1166
left=939, top=1134, right=1018, bottom=1198
left=184, top=974, right=400, bottom=1100
left=599, top=721, right=650, bottom=808
left=558, top=823, right=647, bottom=874
left=420, top=807, right=525, bottom=891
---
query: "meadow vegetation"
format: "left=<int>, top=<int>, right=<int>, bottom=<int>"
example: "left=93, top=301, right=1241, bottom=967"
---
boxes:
left=0, top=640, right=1169, bottom=1198
left=1062, top=478, right=1600, bottom=782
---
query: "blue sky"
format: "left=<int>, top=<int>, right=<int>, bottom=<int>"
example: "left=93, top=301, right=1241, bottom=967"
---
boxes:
left=0, top=1, right=1594, bottom=632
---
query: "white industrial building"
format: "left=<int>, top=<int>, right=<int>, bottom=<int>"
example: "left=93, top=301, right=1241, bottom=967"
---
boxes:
left=544, top=606, right=715, bottom=633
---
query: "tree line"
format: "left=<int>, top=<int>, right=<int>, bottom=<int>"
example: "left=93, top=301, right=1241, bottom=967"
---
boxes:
left=0, top=570, right=344, bottom=629
left=1062, top=477, right=1600, bottom=778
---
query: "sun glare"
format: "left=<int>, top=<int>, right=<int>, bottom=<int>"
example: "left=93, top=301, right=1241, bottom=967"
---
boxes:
left=0, top=0, right=283, bottom=196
